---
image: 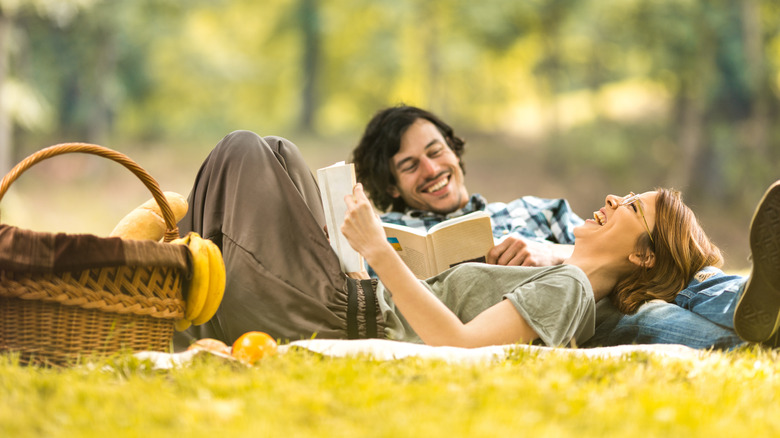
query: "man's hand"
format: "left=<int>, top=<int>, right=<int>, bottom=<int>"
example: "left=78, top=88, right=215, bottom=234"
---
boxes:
left=486, top=236, right=573, bottom=267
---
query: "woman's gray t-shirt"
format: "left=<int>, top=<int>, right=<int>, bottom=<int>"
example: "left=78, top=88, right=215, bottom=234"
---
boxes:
left=377, top=263, right=596, bottom=347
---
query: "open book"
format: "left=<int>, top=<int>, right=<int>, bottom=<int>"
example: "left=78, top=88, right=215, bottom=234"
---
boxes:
left=383, top=210, right=494, bottom=279
left=317, top=161, right=364, bottom=273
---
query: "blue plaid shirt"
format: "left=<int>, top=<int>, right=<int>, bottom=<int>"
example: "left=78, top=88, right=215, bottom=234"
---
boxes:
left=380, top=193, right=584, bottom=245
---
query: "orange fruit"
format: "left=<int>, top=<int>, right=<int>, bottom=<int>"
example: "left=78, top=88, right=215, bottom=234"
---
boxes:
left=187, top=338, right=231, bottom=356
left=231, top=331, right=278, bottom=364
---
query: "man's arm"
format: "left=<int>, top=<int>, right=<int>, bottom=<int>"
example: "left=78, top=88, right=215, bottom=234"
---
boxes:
left=485, top=196, right=582, bottom=267
left=486, top=236, right=573, bottom=266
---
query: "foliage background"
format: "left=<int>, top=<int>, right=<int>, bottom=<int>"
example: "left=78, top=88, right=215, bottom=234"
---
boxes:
left=0, top=0, right=778, bottom=271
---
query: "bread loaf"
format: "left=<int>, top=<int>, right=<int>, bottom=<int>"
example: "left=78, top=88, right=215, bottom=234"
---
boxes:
left=110, top=191, right=189, bottom=241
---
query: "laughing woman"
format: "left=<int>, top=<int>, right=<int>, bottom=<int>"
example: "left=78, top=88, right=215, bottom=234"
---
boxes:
left=341, top=184, right=722, bottom=347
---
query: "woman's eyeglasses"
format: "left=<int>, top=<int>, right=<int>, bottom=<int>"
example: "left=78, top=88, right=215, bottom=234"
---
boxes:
left=620, top=192, right=654, bottom=245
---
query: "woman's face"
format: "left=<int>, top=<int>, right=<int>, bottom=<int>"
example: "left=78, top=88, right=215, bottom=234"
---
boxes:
left=575, top=191, right=658, bottom=251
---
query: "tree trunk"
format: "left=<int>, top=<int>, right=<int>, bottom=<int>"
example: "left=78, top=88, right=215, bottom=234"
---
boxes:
left=740, top=0, right=768, bottom=156
left=668, top=92, right=705, bottom=193
left=87, top=24, right=116, bottom=145
left=421, top=3, right=443, bottom=113
left=0, top=12, right=11, bottom=176
left=299, top=0, right=319, bottom=133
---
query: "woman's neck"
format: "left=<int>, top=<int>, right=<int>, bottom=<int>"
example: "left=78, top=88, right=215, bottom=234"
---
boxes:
left=563, top=251, right=629, bottom=302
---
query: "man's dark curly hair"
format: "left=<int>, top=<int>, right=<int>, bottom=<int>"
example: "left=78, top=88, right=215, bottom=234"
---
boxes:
left=350, top=105, right=466, bottom=212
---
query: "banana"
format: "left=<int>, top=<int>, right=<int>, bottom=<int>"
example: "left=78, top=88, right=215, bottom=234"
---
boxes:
left=169, top=231, right=225, bottom=328
left=191, top=238, right=226, bottom=325
left=174, top=318, right=192, bottom=332
left=171, top=232, right=194, bottom=329
left=171, top=232, right=192, bottom=246
left=173, top=232, right=211, bottom=322
left=186, top=234, right=212, bottom=321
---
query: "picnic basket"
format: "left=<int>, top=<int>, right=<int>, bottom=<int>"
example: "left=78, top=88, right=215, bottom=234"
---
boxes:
left=0, top=143, right=189, bottom=366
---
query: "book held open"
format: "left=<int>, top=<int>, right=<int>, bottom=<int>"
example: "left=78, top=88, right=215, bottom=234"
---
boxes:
left=317, top=161, right=495, bottom=279
left=383, top=211, right=494, bottom=279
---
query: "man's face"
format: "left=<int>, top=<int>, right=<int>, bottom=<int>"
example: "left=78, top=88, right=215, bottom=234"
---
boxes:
left=388, top=118, right=469, bottom=214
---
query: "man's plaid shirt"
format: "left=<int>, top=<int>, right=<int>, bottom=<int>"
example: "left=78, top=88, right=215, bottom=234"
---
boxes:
left=380, top=193, right=584, bottom=245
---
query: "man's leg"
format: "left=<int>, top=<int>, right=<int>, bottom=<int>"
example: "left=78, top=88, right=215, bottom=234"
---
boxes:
left=673, top=266, right=744, bottom=329
left=583, top=299, right=744, bottom=350
left=734, top=180, right=780, bottom=344
left=584, top=268, right=747, bottom=350
left=174, top=130, right=351, bottom=348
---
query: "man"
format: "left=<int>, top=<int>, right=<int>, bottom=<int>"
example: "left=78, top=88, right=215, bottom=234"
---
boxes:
left=350, top=104, right=780, bottom=349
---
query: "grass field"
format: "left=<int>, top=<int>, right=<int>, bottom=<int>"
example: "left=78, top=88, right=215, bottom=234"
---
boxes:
left=1, top=343, right=779, bottom=437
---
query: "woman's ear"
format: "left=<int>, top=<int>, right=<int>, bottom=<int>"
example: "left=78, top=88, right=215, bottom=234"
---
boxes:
left=628, top=250, right=656, bottom=268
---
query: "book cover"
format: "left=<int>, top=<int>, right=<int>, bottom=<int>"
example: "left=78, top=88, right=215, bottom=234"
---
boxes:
left=382, top=210, right=494, bottom=279
left=317, top=161, right=364, bottom=273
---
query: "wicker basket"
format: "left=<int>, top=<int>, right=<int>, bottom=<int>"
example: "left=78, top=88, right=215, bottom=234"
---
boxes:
left=0, top=143, right=189, bottom=366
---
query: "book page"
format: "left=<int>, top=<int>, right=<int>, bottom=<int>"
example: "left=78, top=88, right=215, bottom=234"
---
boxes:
left=382, top=223, right=434, bottom=279
left=317, top=162, right=364, bottom=273
left=428, top=210, right=490, bottom=233
left=429, top=213, right=494, bottom=274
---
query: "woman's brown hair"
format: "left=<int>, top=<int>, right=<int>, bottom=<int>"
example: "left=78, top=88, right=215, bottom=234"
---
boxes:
left=611, top=188, right=723, bottom=314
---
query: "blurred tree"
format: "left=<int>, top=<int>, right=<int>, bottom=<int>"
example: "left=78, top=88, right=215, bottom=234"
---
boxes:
left=529, top=0, right=779, bottom=207
left=3, top=0, right=778, bottom=207
left=533, top=0, right=575, bottom=136
left=9, top=0, right=189, bottom=154
left=298, top=0, right=319, bottom=133
left=0, top=7, right=10, bottom=175
left=0, top=0, right=94, bottom=173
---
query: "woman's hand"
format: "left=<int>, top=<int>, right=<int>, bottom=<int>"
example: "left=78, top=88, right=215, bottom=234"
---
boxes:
left=341, top=183, right=392, bottom=264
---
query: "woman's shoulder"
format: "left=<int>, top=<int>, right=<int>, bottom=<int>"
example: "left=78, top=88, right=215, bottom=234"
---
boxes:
left=446, top=263, right=588, bottom=287
left=540, top=264, right=591, bottom=288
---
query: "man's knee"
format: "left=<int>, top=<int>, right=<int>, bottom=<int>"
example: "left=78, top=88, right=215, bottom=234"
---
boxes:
left=210, top=130, right=298, bottom=167
left=262, top=135, right=304, bottom=161
left=215, top=131, right=302, bottom=162
left=217, top=130, right=265, bottom=154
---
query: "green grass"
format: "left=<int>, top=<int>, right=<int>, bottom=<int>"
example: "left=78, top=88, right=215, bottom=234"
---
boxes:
left=1, top=345, right=779, bottom=437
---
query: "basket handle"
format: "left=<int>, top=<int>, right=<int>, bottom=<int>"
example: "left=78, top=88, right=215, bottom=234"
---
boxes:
left=0, top=142, right=180, bottom=242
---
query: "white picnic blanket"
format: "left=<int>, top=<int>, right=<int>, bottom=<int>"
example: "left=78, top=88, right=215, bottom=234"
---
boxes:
left=133, top=338, right=705, bottom=369
left=280, top=338, right=703, bottom=363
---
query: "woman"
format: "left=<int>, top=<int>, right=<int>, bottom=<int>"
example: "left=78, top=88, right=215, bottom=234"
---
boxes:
left=173, top=130, right=720, bottom=349
left=341, top=184, right=722, bottom=347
